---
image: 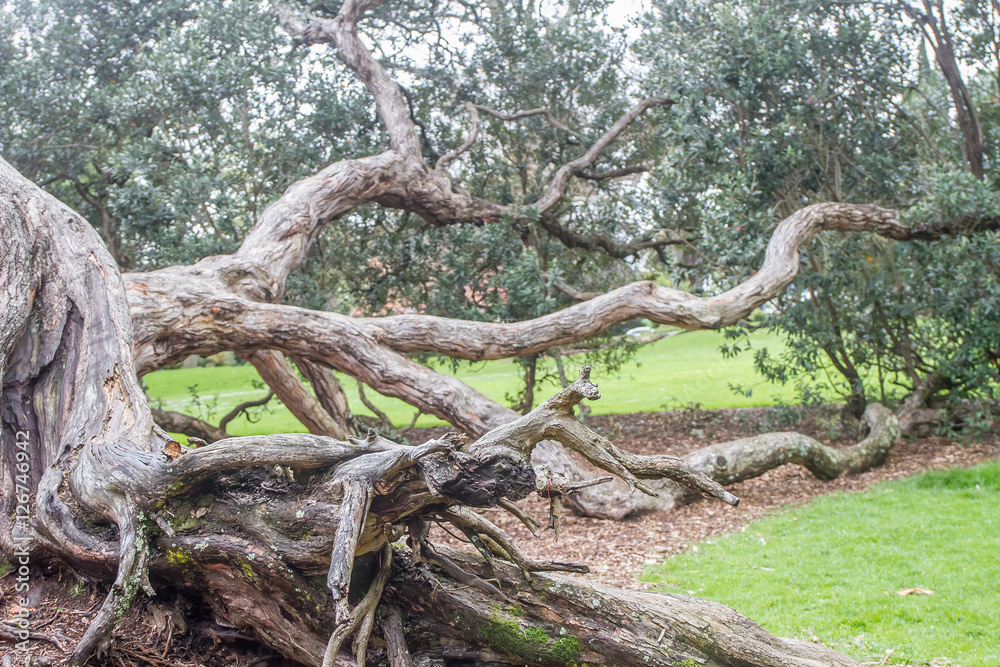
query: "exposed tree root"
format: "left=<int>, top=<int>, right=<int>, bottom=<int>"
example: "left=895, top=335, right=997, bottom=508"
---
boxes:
left=321, top=544, right=393, bottom=667
left=1, top=140, right=899, bottom=667
left=70, top=510, right=151, bottom=666
left=0, top=623, right=70, bottom=651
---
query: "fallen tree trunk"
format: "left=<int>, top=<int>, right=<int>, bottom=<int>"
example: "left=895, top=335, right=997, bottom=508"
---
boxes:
left=387, top=547, right=860, bottom=667
left=114, top=0, right=995, bottom=519
left=1, top=156, right=865, bottom=666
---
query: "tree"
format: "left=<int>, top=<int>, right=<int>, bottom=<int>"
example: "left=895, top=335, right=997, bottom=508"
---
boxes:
left=1, top=0, right=997, bottom=665
left=639, top=0, right=1000, bottom=433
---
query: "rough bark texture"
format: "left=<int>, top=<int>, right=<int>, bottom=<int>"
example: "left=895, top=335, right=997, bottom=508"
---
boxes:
left=1, top=153, right=875, bottom=666
left=0, top=1, right=980, bottom=663
left=103, top=0, right=997, bottom=519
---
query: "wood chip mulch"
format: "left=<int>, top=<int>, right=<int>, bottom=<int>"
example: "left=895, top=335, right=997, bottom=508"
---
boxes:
left=3, top=406, right=997, bottom=666
left=422, top=407, right=1000, bottom=590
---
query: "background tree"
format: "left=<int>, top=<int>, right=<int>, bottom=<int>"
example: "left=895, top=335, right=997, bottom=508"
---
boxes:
left=2, top=0, right=999, bottom=664
left=639, top=0, right=1000, bottom=433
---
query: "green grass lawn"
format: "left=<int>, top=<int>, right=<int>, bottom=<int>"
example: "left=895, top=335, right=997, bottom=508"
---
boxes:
left=640, top=461, right=1000, bottom=666
left=142, top=329, right=803, bottom=436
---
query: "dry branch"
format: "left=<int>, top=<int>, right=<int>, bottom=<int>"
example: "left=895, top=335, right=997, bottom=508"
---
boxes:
left=0, top=0, right=950, bottom=658
left=0, top=152, right=876, bottom=664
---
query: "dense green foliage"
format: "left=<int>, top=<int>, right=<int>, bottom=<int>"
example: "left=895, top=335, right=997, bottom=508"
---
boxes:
left=3, top=0, right=999, bottom=419
left=0, top=0, right=378, bottom=269
left=640, top=460, right=1000, bottom=666
left=639, top=0, right=1000, bottom=420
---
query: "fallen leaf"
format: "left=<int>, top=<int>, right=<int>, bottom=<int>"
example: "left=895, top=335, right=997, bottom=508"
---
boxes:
left=162, top=440, right=184, bottom=460
left=895, top=588, right=934, bottom=596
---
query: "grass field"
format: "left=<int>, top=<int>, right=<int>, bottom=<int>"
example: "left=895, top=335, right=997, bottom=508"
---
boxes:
left=143, top=329, right=804, bottom=437
left=640, top=461, right=1000, bottom=667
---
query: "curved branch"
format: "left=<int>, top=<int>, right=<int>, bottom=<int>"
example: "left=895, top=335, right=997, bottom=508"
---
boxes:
left=631, top=402, right=900, bottom=513
left=151, top=408, right=229, bottom=443
left=531, top=97, right=673, bottom=213
left=219, top=389, right=275, bottom=432
left=127, top=203, right=990, bottom=440
left=435, top=102, right=481, bottom=170
left=472, top=103, right=580, bottom=138
left=221, top=97, right=677, bottom=295
left=366, top=203, right=1000, bottom=358
left=278, top=1, right=421, bottom=157
left=70, top=509, right=150, bottom=665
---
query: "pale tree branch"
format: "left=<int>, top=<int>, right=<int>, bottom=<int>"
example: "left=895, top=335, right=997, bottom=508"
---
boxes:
left=127, top=203, right=999, bottom=444
left=247, top=350, right=350, bottom=439
left=294, top=356, right=355, bottom=434
left=471, top=103, right=581, bottom=138
left=435, top=102, right=481, bottom=170
left=532, top=97, right=674, bottom=213
left=277, top=1, right=421, bottom=157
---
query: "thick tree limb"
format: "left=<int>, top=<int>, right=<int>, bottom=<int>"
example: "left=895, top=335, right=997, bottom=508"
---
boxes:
left=248, top=350, right=350, bottom=439
left=0, top=156, right=170, bottom=665
left=631, top=402, right=900, bottom=513
left=366, top=203, right=1000, bottom=359
left=295, top=357, right=355, bottom=434
left=277, top=1, right=421, bottom=158
left=387, top=547, right=861, bottom=667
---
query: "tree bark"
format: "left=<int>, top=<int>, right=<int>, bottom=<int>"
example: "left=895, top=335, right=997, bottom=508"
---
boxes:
left=2, top=154, right=874, bottom=665
left=101, top=0, right=1000, bottom=520
left=247, top=349, right=350, bottom=439
left=295, top=356, right=356, bottom=435
left=903, top=0, right=985, bottom=179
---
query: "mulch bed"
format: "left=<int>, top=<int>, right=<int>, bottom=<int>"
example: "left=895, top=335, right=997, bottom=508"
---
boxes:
left=3, top=406, right=997, bottom=666
left=425, top=407, right=1000, bottom=590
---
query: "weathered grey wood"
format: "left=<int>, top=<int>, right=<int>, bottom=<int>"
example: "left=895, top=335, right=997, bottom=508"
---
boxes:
left=0, top=0, right=948, bottom=660
left=248, top=349, right=350, bottom=439
left=295, top=356, right=356, bottom=434
left=0, top=151, right=903, bottom=666
left=0, top=155, right=164, bottom=664
left=387, top=547, right=861, bottom=667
